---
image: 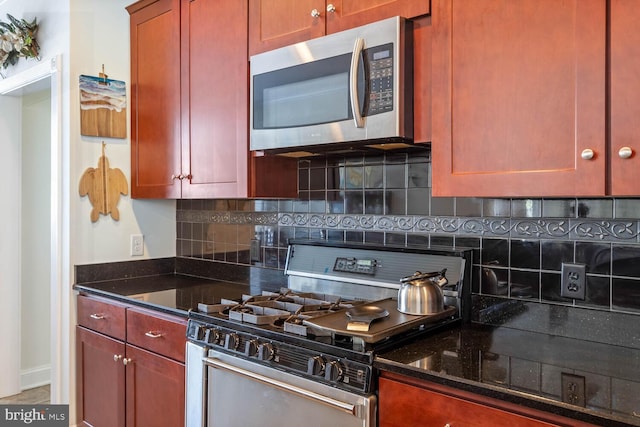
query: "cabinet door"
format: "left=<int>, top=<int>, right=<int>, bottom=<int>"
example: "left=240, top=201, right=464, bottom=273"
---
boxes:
left=412, top=15, right=431, bottom=143
left=325, top=0, right=429, bottom=34
left=610, top=0, right=640, bottom=195
left=76, top=327, right=125, bottom=427
left=431, top=0, right=606, bottom=197
left=128, top=0, right=182, bottom=198
left=249, top=0, right=326, bottom=56
left=379, top=377, right=562, bottom=427
left=125, top=344, right=185, bottom=427
left=181, top=0, right=249, bottom=198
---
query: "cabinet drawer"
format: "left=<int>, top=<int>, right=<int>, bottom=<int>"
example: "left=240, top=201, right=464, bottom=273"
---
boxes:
left=126, top=307, right=186, bottom=362
left=77, top=294, right=127, bottom=340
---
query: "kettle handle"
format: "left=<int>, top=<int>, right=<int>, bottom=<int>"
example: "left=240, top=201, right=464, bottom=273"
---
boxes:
left=436, top=268, right=448, bottom=288
left=400, top=268, right=448, bottom=285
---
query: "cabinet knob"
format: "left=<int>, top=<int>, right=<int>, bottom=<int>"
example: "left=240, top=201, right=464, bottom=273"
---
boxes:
left=310, top=8, right=321, bottom=18
left=123, top=358, right=132, bottom=366
left=618, top=146, right=633, bottom=159
left=113, top=354, right=123, bottom=362
left=580, top=148, right=595, bottom=160
left=89, top=313, right=105, bottom=320
left=326, top=4, right=336, bottom=13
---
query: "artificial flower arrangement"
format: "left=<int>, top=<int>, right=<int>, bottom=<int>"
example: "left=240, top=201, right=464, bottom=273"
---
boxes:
left=0, top=14, right=39, bottom=72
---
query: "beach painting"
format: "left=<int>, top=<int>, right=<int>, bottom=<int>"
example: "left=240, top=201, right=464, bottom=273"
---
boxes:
left=79, top=74, right=127, bottom=138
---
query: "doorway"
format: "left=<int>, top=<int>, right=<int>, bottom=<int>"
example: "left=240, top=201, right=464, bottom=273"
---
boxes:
left=0, top=56, right=64, bottom=404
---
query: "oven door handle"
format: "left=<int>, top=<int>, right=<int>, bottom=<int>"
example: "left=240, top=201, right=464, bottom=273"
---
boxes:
left=204, top=357, right=364, bottom=418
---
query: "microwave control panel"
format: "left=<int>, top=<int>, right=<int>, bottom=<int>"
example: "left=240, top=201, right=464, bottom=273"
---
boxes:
left=365, top=43, right=394, bottom=115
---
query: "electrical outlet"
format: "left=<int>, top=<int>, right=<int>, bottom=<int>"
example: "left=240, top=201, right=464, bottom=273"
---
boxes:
left=131, top=234, right=144, bottom=256
left=250, top=238, right=261, bottom=262
left=560, top=262, right=586, bottom=300
left=561, top=373, right=586, bottom=407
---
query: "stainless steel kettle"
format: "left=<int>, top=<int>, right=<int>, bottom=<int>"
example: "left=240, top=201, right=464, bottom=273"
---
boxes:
left=397, top=269, right=448, bottom=315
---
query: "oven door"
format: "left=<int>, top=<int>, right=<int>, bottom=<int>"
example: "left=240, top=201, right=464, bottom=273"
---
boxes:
left=204, top=350, right=376, bottom=427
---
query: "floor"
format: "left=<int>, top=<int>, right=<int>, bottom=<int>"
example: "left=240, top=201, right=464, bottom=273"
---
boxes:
left=0, top=385, right=50, bottom=404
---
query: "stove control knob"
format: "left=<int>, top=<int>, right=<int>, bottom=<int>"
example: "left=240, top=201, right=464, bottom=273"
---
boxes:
left=307, top=356, right=326, bottom=376
left=190, top=324, right=206, bottom=341
left=225, top=333, right=240, bottom=351
left=245, top=339, right=259, bottom=357
left=325, top=361, right=344, bottom=382
left=205, top=328, right=220, bottom=345
left=257, top=343, right=274, bottom=361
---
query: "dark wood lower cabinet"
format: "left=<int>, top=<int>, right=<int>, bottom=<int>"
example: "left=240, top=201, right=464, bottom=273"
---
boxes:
left=76, top=327, right=125, bottom=427
left=378, top=372, right=596, bottom=427
left=76, top=294, right=186, bottom=427
left=125, top=345, right=184, bottom=427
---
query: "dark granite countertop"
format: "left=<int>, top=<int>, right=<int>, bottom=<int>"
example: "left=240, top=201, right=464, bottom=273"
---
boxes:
left=74, top=257, right=640, bottom=425
left=375, top=322, right=640, bottom=426
left=73, top=257, right=287, bottom=317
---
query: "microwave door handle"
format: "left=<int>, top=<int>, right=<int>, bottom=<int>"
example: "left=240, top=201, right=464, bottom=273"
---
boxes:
left=349, top=37, right=365, bottom=128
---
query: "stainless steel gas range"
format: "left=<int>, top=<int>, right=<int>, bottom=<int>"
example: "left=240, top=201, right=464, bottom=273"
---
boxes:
left=185, top=240, right=472, bottom=427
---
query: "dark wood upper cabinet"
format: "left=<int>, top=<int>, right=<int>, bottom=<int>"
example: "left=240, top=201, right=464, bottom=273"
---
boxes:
left=431, top=0, right=606, bottom=197
left=248, top=0, right=429, bottom=56
left=128, top=0, right=297, bottom=199
left=610, top=0, right=640, bottom=196
left=128, top=0, right=182, bottom=198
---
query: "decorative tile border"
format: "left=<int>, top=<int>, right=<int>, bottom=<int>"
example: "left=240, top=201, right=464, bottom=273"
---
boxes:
left=177, top=210, right=640, bottom=243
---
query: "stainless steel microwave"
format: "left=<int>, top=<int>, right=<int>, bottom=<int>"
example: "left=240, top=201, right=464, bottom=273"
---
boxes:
left=250, top=16, right=413, bottom=154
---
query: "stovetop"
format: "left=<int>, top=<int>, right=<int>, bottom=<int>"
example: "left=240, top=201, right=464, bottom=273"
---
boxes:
left=185, top=241, right=472, bottom=394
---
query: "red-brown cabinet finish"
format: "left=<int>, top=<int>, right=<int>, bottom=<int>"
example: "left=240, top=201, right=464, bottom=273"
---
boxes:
left=77, top=327, right=126, bottom=427
left=378, top=372, right=597, bottom=427
left=76, top=294, right=187, bottom=426
left=610, top=0, right=640, bottom=195
left=128, top=0, right=182, bottom=198
left=248, top=0, right=429, bottom=56
left=124, top=345, right=185, bottom=427
left=431, top=0, right=606, bottom=197
left=129, top=0, right=297, bottom=199
left=412, top=14, right=431, bottom=144
left=180, top=0, right=248, bottom=198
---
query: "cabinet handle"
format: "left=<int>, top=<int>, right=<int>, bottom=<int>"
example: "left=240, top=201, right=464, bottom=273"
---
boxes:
left=580, top=148, right=595, bottom=160
left=619, top=146, right=633, bottom=159
left=123, top=358, right=132, bottom=366
left=89, top=313, right=105, bottom=320
left=113, top=354, right=123, bottom=362
left=310, top=8, right=321, bottom=18
left=171, top=173, right=186, bottom=180
left=145, top=331, right=163, bottom=339
left=326, top=4, right=336, bottom=13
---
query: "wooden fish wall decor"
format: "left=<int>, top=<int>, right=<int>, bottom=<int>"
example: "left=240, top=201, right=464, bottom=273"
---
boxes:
left=79, top=143, right=128, bottom=222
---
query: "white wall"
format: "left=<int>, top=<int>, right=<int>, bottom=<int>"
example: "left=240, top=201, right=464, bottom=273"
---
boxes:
left=21, top=88, right=52, bottom=390
left=0, top=93, right=23, bottom=399
left=69, top=0, right=176, bottom=265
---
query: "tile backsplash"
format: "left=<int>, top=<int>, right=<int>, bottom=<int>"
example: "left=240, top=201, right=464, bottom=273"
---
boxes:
left=176, top=151, right=640, bottom=316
